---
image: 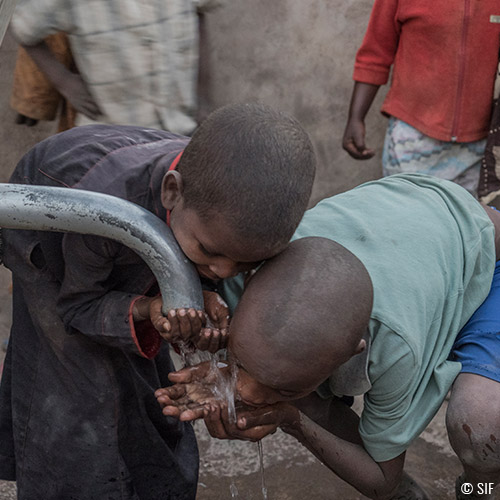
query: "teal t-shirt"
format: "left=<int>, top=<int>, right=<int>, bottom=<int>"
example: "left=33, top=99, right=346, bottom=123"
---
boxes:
left=290, top=174, right=496, bottom=462
left=221, top=174, right=495, bottom=462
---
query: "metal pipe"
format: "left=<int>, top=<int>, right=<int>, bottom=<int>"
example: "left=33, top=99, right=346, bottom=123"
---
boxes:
left=0, top=183, right=203, bottom=313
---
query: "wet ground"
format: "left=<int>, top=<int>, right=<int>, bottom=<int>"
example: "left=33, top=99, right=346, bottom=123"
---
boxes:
left=0, top=29, right=498, bottom=500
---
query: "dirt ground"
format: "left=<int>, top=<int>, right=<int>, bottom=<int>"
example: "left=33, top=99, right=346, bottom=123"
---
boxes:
left=0, top=29, right=498, bottom=500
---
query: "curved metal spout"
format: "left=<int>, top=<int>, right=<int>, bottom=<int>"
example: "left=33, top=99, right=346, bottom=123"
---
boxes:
left=0, top=184, right=203, bottom=313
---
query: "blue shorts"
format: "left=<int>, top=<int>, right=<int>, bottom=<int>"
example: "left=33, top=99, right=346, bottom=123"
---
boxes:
left=450, top=260, right=500, bottom=382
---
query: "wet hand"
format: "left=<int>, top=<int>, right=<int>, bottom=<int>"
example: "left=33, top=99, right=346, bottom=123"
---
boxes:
left=156, top=361, right=232, bottom=420
left=342, top=118, right=375, bottom=160
left=194, top=326, right=228, bottom=353
left=194, top=291, right=230, bottom=352
left=203, top=290, right=229, bottom=330
left=204, top=402, right=296, bottom=442
left=149, top=296, right=206, bottom=344
left=155, top=380, right=216, bottom=421
left=237, top=402, right=300, bottom=433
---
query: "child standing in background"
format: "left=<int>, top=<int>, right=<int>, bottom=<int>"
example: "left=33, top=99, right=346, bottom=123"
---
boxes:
left=342, top=1, right=500, bottom=196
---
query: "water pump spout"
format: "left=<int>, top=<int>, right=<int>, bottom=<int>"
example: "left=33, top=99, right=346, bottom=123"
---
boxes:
left=0, top=184, right=203, bottom=313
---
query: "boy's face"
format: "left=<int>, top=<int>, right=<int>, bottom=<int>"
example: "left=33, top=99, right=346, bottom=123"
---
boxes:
left=234, top=365, right=317, bottom=408
left=227, top=287, right=364, bottom=409
left=162, top=170, right=287, bottom=280
left=228, top=323, right=323, bottom=409
left=170, top=202, right=284, bottom=281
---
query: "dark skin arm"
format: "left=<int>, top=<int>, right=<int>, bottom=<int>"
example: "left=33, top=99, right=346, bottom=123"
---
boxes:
left=141, top=290, right=229, bottom=352
left=221, top=395, right=405, bottom=500
left=21, top=41, right=101, bottom=120
left=156, top=368, right=404, bottom=500
left=280, top=396, right=405, bottom=500
left=342, top=82, right=380, bottom=160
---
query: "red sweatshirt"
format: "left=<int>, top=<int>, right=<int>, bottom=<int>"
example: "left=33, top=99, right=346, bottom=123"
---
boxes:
left=353, top=0, right=500, bottom=142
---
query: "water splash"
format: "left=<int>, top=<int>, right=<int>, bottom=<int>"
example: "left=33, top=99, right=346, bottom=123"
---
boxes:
left=176, top=341, right=238, bottom=424
left=209, top=356, right=238, bottom=424
left=258, top=440, right=268, bottom=499
left=176, top=341, right=213, bottom=367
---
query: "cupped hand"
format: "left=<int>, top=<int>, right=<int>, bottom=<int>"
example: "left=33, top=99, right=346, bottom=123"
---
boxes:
left=194, top=326, right=228, bottom=352
left=149, top=296, right=206, bottom=344
left=155, top=380, right=215, bottom=421
left=203, top=290, right=230, bottom=330
left=204, top=401, right=299, bottom=442
left=155, top=361, right=232, bottom=421
left=194, top=290, right=230, bottom=352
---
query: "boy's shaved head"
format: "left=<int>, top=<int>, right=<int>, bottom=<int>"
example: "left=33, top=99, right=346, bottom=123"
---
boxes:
left=177, top=102, right=316, bottom=250
left=229, top=237, right=373, bottom=392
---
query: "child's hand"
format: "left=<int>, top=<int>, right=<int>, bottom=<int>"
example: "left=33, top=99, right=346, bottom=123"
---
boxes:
left=342, top=117, right=375, bottom=160
left=193, top=290, right=231, bottom=352
left=155, top=361, right=229, bottom=420
left=194, top=326, right=228, bottom=353
left=149, top=296, right=206, bottom=344
left=155, top=380, right=215, bottom=421
left=202, top=290, right=230, bottom=330
left=204, top=402, right=298, bottom=442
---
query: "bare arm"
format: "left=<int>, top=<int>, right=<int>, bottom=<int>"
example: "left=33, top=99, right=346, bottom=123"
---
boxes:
left=280, top=394, right=405, bottom=499
left=209, top=393, right=406, bottom=499
left=156, top=370, right=405, bottom=498
left=22, top=41, right=101, bottom=120
left=342, top=82, right=380, bottom=160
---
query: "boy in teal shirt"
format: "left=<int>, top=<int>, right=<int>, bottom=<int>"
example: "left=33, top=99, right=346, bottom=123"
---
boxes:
left=157, top=174, right=500, bottom=499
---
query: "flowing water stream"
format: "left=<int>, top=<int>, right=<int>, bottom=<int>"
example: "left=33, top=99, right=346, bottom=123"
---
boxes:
left=177, top=343, right=268, bottom=498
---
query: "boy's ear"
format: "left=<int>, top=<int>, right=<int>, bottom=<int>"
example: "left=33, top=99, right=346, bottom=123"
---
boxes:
left=161, top=171, right=184, bottom=210
left=354, top=338, right=366, bottom=355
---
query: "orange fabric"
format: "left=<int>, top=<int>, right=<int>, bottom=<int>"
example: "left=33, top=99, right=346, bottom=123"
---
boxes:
left=354, top=0, right=500, bottom=142
left=10, top=32, right=76, bottom=131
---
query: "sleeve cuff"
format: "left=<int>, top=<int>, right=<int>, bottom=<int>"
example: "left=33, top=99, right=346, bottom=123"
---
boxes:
left=353, top=65, right=390, bottom=86
left=128, top=296, right=162, bottom=359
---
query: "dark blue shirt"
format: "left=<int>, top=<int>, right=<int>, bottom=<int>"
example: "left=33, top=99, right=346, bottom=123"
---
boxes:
left=0, top=125, right=198, bottom=499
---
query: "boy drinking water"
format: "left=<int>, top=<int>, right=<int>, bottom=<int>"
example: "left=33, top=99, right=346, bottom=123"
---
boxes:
left=0, top=102, right=315, bottom=499
left=157, top=174, right=500, bottom=500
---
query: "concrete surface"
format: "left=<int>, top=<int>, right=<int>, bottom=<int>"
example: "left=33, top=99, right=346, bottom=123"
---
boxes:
left=0, top=4, right=498, bottom=499
left=199, top=0, right=387, bottom=206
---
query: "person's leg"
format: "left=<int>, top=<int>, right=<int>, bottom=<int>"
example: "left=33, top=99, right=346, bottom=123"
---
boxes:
left=382, top=117, right=485, bottom=197
left=447, top=374, right=500, bottom=499
left=447, top=261, right=500, bottom=498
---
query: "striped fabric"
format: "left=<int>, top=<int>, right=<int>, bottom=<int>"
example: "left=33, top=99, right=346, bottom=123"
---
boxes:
left=382, top=117, right=486, bottom=196
left=11, top=0, right=210, bottom=134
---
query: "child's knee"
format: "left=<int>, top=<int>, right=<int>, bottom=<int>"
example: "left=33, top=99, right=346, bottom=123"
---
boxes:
left=446, top=377, right=500, bottom=475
